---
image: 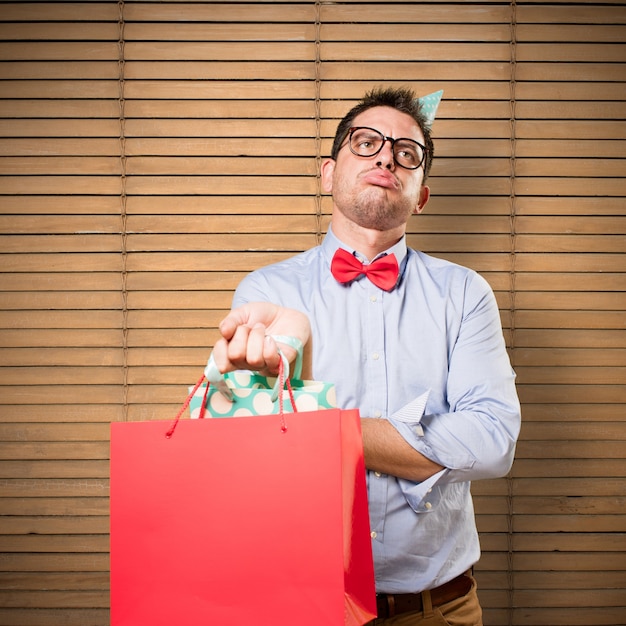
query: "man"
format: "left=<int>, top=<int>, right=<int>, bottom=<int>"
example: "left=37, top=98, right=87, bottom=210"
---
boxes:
left=212, top=87, right=521, bottom=625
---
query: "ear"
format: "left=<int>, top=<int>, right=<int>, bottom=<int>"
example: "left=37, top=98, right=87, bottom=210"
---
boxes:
left=413, top=185, right=430, bottom=215
left=320, top=158, right=335, bottom=193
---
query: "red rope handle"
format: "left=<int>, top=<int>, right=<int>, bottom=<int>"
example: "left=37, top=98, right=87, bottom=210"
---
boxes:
left=165, top=374, right=206, bottom=438
left=278, top=356, right=298, bottom=432
left=198, top=377, right=211, bottom=420
left=166, top=357, right=298, bottom=438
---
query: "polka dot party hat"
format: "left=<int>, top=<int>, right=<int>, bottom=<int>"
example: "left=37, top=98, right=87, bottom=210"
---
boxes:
left=416, top=89, right=443, bottom=127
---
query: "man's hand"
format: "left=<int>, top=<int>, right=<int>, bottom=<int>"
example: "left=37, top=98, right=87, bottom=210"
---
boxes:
left=213, top=302, right=311, bottom=377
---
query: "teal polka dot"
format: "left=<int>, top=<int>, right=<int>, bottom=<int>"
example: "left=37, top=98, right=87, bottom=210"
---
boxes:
left=416, top=90, right=443, bottom=127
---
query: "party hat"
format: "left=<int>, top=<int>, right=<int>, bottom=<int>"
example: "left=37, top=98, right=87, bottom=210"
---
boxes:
left=416, top=89, right=443, bottom=127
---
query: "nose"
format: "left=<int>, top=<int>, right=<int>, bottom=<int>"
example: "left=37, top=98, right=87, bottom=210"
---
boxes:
left=376, top=137, right=396, bottom=170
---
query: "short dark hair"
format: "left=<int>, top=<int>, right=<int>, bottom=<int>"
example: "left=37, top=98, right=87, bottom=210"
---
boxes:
left=330, top=86, right=435, bottom=179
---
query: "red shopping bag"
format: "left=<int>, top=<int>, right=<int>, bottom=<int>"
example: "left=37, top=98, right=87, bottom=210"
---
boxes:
left=110, top=408, right=376, bottom=625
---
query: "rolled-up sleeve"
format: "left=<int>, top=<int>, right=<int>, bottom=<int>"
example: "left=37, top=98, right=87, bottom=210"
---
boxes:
left=390, top=276, right=521, bottom=485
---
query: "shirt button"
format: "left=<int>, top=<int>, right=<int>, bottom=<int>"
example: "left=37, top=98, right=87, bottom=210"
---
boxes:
left=374, top=472, right=382, bottom=478
left=372, top=353, right=379, bottom=360
left=370, top=531, right=377, bottom=539
left=425, top=502, right=432, bottom=510
left=370, top=295, right=377, bottom=302
left=373, top=410, right=382, bottom=418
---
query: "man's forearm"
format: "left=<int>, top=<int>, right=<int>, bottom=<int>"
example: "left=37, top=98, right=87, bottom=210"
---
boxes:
left=360, top=417, right=444, bottom=482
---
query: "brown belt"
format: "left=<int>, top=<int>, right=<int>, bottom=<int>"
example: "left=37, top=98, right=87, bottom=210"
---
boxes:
left=376, top=572, right=473, bottom=619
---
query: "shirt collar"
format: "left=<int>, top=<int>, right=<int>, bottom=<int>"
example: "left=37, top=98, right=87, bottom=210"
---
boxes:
left=323, top=223, right=408, bottom=267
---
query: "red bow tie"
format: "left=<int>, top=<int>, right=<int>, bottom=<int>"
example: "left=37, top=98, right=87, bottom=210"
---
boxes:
left=331, top=248, right=399, bottom=291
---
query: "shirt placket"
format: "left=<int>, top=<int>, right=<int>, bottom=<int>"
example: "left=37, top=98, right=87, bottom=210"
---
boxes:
left=363, top=279, right=389, bottom=549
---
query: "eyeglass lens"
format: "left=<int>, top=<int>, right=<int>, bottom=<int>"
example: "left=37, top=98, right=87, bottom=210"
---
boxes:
left=349, top=127, right=425, bottom=170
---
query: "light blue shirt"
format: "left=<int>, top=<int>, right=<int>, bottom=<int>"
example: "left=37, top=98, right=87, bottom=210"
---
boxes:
left=232, top=225, right=521, bottom=593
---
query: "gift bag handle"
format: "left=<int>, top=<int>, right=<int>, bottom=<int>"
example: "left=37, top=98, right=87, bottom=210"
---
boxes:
left=272, top=335, right=304, bottom=380
left=166, top=340, right=299, bottom=438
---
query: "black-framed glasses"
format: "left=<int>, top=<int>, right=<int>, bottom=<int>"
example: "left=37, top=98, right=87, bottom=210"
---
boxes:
left=345, top=126, right=427, bottom=170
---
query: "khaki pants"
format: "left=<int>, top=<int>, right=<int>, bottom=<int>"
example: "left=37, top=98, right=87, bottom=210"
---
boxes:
left=366, top=574, right=483, bottom=626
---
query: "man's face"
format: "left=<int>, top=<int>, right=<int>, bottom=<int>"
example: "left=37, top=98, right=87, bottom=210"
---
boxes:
left=322, top=106, right=429, bottom=232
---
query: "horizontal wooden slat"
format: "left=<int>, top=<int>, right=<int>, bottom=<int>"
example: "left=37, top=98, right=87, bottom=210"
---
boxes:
left=0, top=98, right=118, bottom=116
left=0, top=405, right=124, bottom=423
left=125, top=22, right=314, bottom=41
left=0, top=116, right=119, bottom=135
left=518, top=381, right=626, bottom=403
left=520, top=234, right=626, bottom=254
left=0, top=196, right=120, bottom=214
left=0, top=42, right=119, bottom=60
left=124, top=3, right=316, bottom=22
left=516, top=81, right=626, bottom=100
left=516, top=139, right=626, bottom=158
left=0, top=478, right=108, bottom=497
left=128, top=176, right=320, bottom=196
left=517, top=156, right=625, bottom=175
left=513, top=458, right=626, bottom=477
left=0, top=550, right=109, bottom=569
left=515, top=254, right=625, bottom=272
left=513, top=348, right=626, bottom=367
left=0, top=3, right=118, bottom=21
left=518, top=61, right=626, bottom=83
left=321, top=23, right=511, bottom=41
left=517, top=24, right=626, bottom=42
left=0, top=610, right=108, bottom=626
left=0, top=23, right=119, bottom=41
left=0, top=571, right=109, bottom=589
left=515, top=292, right=626, bottom=310
left=0, top=310, right=122, bottom=327
left=0, top=367, right=123, bottom=385
left=125, top=98, right=315, bottom=117
left=515, top=196, right=626, bottom=216
left=477, top=569, right=626, bottom=589
left=0, top=329, right=123, bottom=348
left=0, top=460, right=109, bottom=479
left=0, top=441, right=111, bottom=460
left=0, top=589, right=109, bottom=608
left=518, top=5, right=626, bottom=23
left=322, top=72, right=510, bottom=90
left=515, top=273, right=625, bottom=291
left=320, top=4, right=511, bottom=23
left=516, top=438, right=626, bottom=459
left=517, top=43, right=626, bottom=62
left=514, top=516, right=626, bottom=534
left=480, top=532, right=625, bottom=553
left=0, top=157, right=120, bottom=175
left=322, top=42, right=511, bottom=61
left=519, top=404, right=625, bottom=422
left=516, top=364, right=625, bottom=383
left=0, top=61, right=118, bottom=81
left=125, top=80, right=317, bottom=100
left=125, top=41, right=315, bottom=61
left=0, top=235, right=122, bottom=253
left=515, top=216, right=626, bottom=234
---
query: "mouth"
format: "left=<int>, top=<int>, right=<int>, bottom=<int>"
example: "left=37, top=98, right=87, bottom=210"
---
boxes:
left=361, top=168, right=400, bottom=190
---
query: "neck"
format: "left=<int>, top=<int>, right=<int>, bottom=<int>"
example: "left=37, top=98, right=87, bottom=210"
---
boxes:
left=331, top=216, right=405, bottom=262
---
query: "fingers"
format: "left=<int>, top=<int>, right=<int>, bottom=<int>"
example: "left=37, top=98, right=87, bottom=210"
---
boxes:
left=262, top=335, right=282, bottom=375
left=212, top=323, right=282, bottom=376
left=233, top=323, right=266, bottom=370
left=218, top=302, right=279, bottom=341
left=214, top=302, right=310, bottom=376
left=217, top=308, right=249, bottom=342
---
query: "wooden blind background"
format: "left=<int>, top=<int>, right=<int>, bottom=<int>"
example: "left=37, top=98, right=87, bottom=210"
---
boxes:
left=0, top=1, right=624, bottom=625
